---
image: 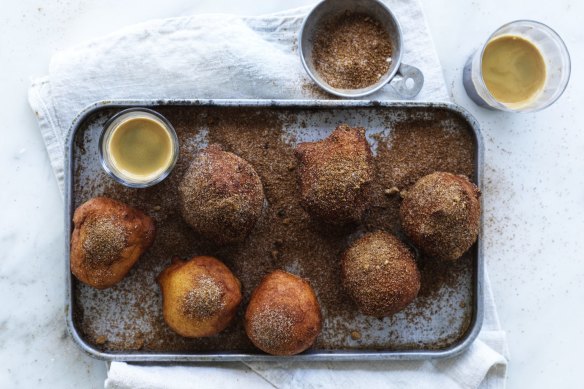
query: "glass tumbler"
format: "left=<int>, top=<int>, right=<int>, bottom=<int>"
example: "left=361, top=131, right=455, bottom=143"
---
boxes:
left=463, top=20, right=570, bottom=112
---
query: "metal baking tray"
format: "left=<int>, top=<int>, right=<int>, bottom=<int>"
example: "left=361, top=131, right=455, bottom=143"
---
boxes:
left=65, top=99, right=484, bottom=362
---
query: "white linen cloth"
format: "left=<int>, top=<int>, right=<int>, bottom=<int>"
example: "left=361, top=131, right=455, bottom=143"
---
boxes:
left=28, top=1, right=508, bottom=388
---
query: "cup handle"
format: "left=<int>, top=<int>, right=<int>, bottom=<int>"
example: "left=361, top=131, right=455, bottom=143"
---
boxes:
left=388, top=63, right=424, bottom=98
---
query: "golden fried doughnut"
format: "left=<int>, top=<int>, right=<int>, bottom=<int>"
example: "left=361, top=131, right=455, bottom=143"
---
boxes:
left=245, top=270, right=322, bottom=355
left=70, top=196, right=155, bottom=289
left=157, top=256, right=242, bottom=338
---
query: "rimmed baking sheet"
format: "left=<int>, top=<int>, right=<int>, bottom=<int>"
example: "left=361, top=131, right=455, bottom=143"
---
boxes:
left=65, top=100, right=484, bottom=361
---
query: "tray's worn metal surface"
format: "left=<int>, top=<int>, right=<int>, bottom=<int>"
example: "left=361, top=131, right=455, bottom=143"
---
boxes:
left=65, top=100, right=484, bottom=362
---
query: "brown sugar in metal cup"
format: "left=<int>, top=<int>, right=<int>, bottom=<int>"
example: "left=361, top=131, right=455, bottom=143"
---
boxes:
left=299, top=0, right=424, bottom=98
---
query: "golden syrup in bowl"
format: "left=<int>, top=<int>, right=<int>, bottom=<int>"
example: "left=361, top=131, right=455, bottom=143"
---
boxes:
left=100, top=109, right=178, bottom=187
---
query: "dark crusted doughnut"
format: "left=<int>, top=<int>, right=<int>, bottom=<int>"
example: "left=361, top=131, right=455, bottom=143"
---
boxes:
left=342, top=231, right=420, bottom=317
left=178, top=144, right=265, bottom=244
left=400, top=172, right=480, bottom=261
left=295, top=124, right=374, bottom=225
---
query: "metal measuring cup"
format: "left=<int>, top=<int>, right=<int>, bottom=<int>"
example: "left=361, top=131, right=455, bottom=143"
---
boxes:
left=298, top=0, right=424, bottom=98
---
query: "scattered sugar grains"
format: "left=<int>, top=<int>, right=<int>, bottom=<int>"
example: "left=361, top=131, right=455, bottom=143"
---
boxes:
left=250, top=307, right=296, bottom=350
left=181, top=276, right=225, bottom=318
left=82, top=216, right=126, bottom=267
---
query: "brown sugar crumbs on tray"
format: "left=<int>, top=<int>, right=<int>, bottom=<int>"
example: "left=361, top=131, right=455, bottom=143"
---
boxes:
left=72, top=106, right=477, bottom=353
left=312, top=12, right=393, bottom=89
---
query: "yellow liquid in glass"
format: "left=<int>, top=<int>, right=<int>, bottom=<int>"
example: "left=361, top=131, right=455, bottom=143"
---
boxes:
left=482, top=35, right=546, bottom=107
left=108, top=117, right=173, bottom=180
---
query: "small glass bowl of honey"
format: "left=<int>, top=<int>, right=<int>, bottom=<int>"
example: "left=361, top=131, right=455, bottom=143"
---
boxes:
left=463, top=20, right=570, bottom=112
left=99, top=108, right=179, bottom=188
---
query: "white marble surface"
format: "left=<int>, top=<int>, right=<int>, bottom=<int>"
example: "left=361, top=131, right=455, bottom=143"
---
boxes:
left=0, top=0, right=582, bottom=388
